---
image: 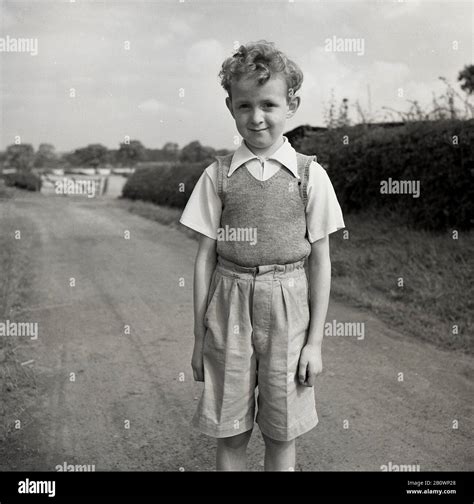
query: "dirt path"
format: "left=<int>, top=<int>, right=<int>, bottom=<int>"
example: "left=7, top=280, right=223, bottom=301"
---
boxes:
left=0, top=193, right=472, bottom=471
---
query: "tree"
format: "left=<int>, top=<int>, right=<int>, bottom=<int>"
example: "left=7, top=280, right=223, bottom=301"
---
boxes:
left=160, top=142, right=179, bottom=161
left=215, top=148, right=233, bottom=156
left=458, top=64, right=474, bottom=95
left=106, top=149, right=119, bottom=166
left=117, top=140, right=146, bottom=167
left=162, top=142, right=179, bottom=154
left=179, top=141, right=215, bottom=162
left=68, top=144, right=108, bottom=168
left=34, top=143, right=58, bottom=168
left=4, top=144, right=35, bottom=171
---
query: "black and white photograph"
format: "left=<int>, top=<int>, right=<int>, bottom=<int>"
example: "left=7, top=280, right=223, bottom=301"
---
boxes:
left=0, top=0, right=473, bottom=498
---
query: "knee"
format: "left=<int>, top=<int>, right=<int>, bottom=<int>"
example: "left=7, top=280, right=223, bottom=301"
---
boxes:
left=262, top=433, right=295, bottom=450
left=219, top=430, right=252, bottom=450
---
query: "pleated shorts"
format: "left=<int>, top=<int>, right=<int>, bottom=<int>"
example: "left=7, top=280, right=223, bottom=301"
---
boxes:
left=192, top=255, right=318, bottom=441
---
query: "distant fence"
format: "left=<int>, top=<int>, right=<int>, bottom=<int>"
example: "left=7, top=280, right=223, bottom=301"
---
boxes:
left=40, top=174, right=107, bottom=198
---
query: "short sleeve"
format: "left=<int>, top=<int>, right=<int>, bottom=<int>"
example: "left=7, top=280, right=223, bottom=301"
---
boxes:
left=306, top=161, right=346, bottom=243
left=178, top=161, right=221, bottom=240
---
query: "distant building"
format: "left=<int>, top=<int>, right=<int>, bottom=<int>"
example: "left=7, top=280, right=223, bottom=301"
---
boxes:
left=285, top=125, right=327, bottom=145
left=285, top=121, right=406, bottom=146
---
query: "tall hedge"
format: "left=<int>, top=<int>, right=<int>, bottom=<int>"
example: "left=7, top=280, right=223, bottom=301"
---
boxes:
left=3, top=171, right=42, bottom=191
left=122, top=160, right=210, bottom=209
left=300, top=119, right=473, bottom=231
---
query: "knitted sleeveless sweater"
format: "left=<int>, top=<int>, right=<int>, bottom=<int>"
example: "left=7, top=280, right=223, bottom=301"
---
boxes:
left=215, top=152, right=315, bottom=267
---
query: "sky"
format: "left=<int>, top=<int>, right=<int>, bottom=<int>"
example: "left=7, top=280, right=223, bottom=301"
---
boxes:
left=0, top=0, right=472, bottom=152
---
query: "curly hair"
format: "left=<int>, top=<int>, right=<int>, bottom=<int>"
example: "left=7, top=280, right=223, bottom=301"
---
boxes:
left=218, top=40, right=304, bottom=103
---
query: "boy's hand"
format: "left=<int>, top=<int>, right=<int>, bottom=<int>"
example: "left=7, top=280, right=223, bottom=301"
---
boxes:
left=191, top=337, right=205, bottom=382
left=298, top=344, right=323, bottom=387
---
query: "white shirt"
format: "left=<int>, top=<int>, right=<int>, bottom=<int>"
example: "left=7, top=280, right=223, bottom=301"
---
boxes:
left=179, top=136, right=346, bottom=243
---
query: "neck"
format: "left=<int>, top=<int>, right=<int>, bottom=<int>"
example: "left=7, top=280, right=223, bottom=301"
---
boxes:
left=245, top=136, right=285, bottom=158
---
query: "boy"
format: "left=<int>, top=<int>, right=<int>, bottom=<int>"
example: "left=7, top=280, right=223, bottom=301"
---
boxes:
left=179, top=40, right=345, bottom=471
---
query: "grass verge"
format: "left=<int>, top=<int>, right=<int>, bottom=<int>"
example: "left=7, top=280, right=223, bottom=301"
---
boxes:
left=0, top=192, right=39, bottom=441
left=0, top=179, right=15, bottom=200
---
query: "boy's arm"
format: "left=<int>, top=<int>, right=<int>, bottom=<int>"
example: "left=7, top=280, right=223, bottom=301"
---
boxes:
left=191, top=234, right=217, bottom=382
left=298, top=235, right=331, bottom=386
left=193, top=234, right=217, bottom=339
left=306, top=234, right=331, bottom=348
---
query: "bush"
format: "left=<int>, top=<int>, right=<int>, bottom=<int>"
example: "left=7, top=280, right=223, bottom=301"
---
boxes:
left=122, top=160, right=210, bottom=209
left=300, top=119, right=474, bottom=231
left=3, top=171, right=42, bottom=191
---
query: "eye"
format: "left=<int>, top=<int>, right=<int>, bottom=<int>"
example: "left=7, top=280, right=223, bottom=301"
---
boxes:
left=239, top=104, right=249, bottom=109
left=264, top=103, right=276, bottom=108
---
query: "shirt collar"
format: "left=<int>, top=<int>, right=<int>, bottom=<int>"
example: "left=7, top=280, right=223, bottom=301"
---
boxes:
left=228, top=135, right=299, bottom=179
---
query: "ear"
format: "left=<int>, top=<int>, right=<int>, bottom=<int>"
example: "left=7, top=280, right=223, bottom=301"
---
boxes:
left=286, top=95, right=301, bottom=119
left=225, top=96, right=235, bottom=118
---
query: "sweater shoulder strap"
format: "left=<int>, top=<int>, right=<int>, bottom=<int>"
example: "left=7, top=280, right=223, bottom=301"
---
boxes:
left=296, top=152, right=317, bottom=210
left=215, top=153, right=234, bottom=202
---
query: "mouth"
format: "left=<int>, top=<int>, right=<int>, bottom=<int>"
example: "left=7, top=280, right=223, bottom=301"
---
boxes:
left=249, top=128, right=268, bottom=132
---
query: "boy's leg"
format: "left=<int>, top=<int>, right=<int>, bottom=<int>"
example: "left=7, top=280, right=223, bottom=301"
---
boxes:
left=262, top=432, right=296, bottom=471
left=216, top=429, right=253, bottom=471
left=254, top=266, right=318, bottom=470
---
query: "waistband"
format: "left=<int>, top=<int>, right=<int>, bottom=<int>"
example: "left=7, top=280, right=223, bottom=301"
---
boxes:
left=216, top=255, right=306, bottom=279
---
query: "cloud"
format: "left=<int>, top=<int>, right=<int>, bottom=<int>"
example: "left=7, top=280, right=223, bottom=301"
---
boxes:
left=153, top=34, right=172, bottom=49
left=365, top=60, right=411, bottom=90
left=176, top=106, right=193, bottom=118
left=0, top=6, right=18, bottom=30
left=298, top=44, right=419, bottom=124
left=185, top=39, right=226, bottom=76
left=300, top=46, right=352, bottom=95
left=169, top=17, right=194, bottom=38
left=382, top=0, right=423, bottom=19
left=153, top=18, right=194, bottom=49
left=137, top=99, right=167, bottom=114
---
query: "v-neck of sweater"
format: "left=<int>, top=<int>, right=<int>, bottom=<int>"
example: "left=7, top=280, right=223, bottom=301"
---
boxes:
left=243, top=163, right=283, bottom=186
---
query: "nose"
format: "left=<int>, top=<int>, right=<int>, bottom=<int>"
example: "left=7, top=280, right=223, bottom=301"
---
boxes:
left=250, top=108, right=264, bottom=125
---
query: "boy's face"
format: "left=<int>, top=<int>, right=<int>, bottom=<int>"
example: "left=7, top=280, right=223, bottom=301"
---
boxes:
left=225, top=73, right=300, bottom=152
